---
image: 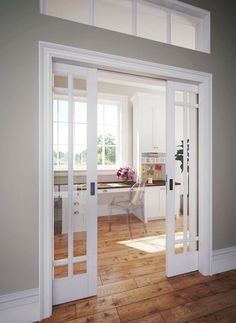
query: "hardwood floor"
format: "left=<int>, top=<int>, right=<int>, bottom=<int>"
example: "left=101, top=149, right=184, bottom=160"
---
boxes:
left=45, top=215, right=236, bottom=322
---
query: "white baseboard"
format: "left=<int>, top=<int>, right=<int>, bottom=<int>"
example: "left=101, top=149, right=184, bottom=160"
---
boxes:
left=0, top=288, right=39, bottom=323
left=212, top=246, right=236, bottom=275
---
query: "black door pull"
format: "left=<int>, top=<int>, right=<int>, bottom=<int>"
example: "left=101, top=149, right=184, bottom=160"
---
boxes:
left=90, top=182, right=95, bottom=196
left=169, top=179, right=173, bottom=191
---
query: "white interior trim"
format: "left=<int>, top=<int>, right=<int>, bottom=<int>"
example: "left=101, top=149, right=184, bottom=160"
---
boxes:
left=0, top=288, right=39, bottom=323
left=39, top=41, right=212, bottom=319
left=212, top=246, right=236, bottom=275
left=151, top=0, right=209, bottom=17
left=98, top=70, right=165, bottom=91
left=40, top=0, right=210, bottom=53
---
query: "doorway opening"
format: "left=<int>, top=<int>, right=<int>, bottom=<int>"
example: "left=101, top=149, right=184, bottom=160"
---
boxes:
left=52, top=64, right=200, bottom=304
left=95, top=70, right=168, bottom=288
left=39, top=42, right=212, bottom=320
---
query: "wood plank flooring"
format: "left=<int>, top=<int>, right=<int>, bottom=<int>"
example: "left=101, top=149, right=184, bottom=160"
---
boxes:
left=44, top=215, right=236, bottom=322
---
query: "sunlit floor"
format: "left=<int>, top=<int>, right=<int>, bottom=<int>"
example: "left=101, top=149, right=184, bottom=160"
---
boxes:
left=53, top=214, right=184, bottom=279
left=48, top=214, right=236, bottom=323
left=53, top=214, right=170, bottom=279
left=97, top=214, right=183, bottom=284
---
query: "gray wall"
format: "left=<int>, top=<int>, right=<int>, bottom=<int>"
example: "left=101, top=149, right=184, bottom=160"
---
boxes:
left=0, top=0, right=235, bottom=294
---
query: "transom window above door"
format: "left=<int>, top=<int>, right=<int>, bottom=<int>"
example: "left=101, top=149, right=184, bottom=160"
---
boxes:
left=40, top=0, right=210, bottom=53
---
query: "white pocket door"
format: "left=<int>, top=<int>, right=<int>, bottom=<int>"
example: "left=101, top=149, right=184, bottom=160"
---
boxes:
left=166, top=81, right=199, bottom=277
left=52, top=63, right=97, bottom=305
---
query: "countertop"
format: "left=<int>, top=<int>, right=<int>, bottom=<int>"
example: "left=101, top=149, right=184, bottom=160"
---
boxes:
left=97, top=180, right=167, bottom=190
left=54, top=180, right=181, bottom=190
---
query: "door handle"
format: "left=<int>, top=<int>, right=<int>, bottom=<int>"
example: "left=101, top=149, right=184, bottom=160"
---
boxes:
left=90, top=182, right=95, bottom=196
left=169, top=179, right=173, bottom=191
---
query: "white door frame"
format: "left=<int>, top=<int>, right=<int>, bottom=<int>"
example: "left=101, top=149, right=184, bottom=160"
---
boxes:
left=166, top=81, right=200, bottom=277
left=39, top=41, right=212, bottom=320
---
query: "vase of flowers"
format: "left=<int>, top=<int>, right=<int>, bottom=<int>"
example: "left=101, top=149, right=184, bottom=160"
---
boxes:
left=117, top=166, right=136, bottom=181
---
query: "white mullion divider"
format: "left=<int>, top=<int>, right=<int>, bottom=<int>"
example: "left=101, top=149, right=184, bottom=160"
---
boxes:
left=189, top=103, right=198, bottom=251
left=54, top=255, right=88, bottom=268
left=67, top=73, right=74, bottom=278
left=54, top=87, right=86, bottom=97
left=175, top=236, right=199, bottom=244
left=90, top=0, right=95, bottom=25
left=132, top=0, right=137, bottom=36
left=73, top=255, right=87, bottom=263
left=166, top=9, right=171, bottom=44
left=116, top=103, right=120, bottom=167
left=56, top=100, right=58, bottom=169
left=53, top=259, right=68, bottom=267
left=86, top=68, right=97, bottom=295
left=183, top=91, right=188, bottom=253
left=40, top=0, right=49, bottom=16
left=166, top=81, right=176, bottom=276
left=102, top=105, right=105, bottom=167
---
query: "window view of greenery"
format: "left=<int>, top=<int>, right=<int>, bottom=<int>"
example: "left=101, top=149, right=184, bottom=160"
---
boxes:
left=53, top=99, right=69, bottom=170
left=97, top=133, right=116, bottom=165
left=97, top=102, right=118, bottom=167
left=53, top=98, right=120, bottom=170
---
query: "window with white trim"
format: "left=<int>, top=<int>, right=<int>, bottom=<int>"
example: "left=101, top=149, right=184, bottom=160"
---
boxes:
left=53, top=94, right=127, bottom=171
left=97, top=99, right=121, bottom=169
left=53, top=97, right=69, bottom=170
left=41, top=0, right=210, bottom=53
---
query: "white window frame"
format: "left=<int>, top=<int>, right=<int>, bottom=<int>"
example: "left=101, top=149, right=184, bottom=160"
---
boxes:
left=97, top=93, right=128, bottom=172
left=40, top=0, right=210, bottom=53
left=53, top=96, right=69, bottom=171
left=52, top=91, right=128, bottom=174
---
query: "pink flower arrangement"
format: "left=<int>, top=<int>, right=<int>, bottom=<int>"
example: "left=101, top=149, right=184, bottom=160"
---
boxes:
left=117, top=166, right=136, bottom=181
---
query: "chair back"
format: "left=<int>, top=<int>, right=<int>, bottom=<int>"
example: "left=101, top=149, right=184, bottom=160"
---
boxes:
left=130, top=182, right=145, bottom=206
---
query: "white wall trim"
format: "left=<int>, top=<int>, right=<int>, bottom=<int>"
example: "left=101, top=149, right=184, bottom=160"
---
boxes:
left=39, top=41, right=212, bottom=319
left=212, top=246, right=236, bottom=275
left=0, top=289, right=39, bottom=323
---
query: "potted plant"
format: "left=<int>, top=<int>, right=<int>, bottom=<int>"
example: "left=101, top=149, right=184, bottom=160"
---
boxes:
left=117, top=166, right=136, bottom=182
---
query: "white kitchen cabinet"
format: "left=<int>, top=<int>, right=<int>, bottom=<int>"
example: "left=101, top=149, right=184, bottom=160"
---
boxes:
left=144, top=186, right=166, bottom=221
left=132, top=92, right=166, bottom=154
left=159, top=186, right=166, bottom=217
left=144, top=185, right=180, bottom=221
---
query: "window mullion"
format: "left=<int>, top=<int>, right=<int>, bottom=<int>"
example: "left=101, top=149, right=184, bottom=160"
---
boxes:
left=117, top=105, right=121, bottom=167
left=57, top=100, right=60, bottom=168
left=90, top=0, right=94, bottom=25
left=102, top=105, right=105, bottom=167
left=132, top=0, right=137, bottom=36
left=167, top=9, right=171, bottom=44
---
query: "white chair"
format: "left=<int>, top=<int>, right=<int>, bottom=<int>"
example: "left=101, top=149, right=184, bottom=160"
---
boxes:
left=108, top=182, right=146, bottom=238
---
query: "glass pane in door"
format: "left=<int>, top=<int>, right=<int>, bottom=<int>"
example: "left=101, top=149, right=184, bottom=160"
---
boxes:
left=174, top=105, right=184, bottom=254
left=54, top=265, right=68, bottom=279
left=73, top=76, right=88, bottom=273
left=174, top=96, right=199, bottom=254
left=187, top=106, right=199, bottom=251
left=53, top=78, right=69, bottom=276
